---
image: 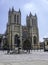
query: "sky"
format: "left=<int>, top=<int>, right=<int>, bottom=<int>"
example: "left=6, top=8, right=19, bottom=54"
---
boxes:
left=0, top=0, right=48, bottom=42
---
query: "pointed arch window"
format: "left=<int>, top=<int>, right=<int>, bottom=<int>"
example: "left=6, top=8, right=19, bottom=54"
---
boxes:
left=17, top=15, right=19, bottom=24
left=33, top=36, right=37, bottom=44
left=27, top=19, right=30, bottom=27
left=14, top=15, right=16, bottom=22
left=47, top=42, right=48, bottom=45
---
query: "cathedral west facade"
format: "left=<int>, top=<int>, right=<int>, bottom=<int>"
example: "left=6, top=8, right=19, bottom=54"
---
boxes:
left=5, top=7, right=39, bottom=49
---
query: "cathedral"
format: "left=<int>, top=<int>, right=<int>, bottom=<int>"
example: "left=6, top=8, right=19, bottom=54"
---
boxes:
left=5, top=7, right=39, bottom=49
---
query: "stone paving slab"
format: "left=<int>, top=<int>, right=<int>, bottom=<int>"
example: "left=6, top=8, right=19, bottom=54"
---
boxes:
left=0, top=61, right=48, bottom=65
left=0, top=51, right=48, bottom=65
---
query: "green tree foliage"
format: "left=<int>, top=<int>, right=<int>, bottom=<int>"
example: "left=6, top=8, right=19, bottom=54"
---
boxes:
left=23, top=39, right=31, bottom=50
left=3, top=39, right=9, bottom=50
left=0, top=38, right=2, bottom=43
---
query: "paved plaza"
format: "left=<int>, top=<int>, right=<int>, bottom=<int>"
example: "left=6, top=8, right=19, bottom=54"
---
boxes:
left=0, top=50, right=48, bottom=65
left=0, top=61, right=48, bottom=65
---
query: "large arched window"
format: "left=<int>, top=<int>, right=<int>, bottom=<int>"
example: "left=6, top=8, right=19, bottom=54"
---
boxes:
left=33, top=36, right=37, bottom=44
left=14, top=34, right=18, bottom=46
left=47, top=42, right=48, bottom=45
left=27, top=19, right=30, bottom=27
left=17, top=15, right=19, bottom=24
left=14, top=34, right=20, bottom=47
left=14, top=15, right=16, bottom=22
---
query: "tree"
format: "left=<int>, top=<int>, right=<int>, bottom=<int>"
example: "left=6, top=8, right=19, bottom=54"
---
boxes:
left=0, top=37, right=2, bottom=49
left=3, top=38, right=9, bottom=50
left=0, top=38, right=2, bottom=43
left=3, top=43, right=9, bottom=50
left=23, top=39, right=31, bottom=53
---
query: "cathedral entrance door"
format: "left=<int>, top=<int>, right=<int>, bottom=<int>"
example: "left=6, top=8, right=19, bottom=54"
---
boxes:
left=14, top=34, right=19, bottom=47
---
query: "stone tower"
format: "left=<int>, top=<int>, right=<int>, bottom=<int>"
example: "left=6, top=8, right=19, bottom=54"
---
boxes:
left=6, top=8, right=40, bottom=50
left=7, top=7, right=22, bottom=49
left=26, top=12, right=39, bottom=49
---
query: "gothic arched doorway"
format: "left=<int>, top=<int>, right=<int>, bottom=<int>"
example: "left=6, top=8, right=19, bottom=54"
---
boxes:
left=33, top=36, right=37, bottom=45
left=14, top=34, right=20, bottom=47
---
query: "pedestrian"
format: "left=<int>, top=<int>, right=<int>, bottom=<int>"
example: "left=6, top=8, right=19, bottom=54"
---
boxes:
left=17, top=37, right=20, bottom=54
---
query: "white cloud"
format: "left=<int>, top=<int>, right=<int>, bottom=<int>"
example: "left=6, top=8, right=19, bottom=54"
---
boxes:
left=39, top=37, right=44, bottom=42
left=24, top=3, right=37, bottom=11
left=24, top=3, right=33, bottom=10
left=22, top=0, right=48, bottom=42
left=44, top=33, right=48, bottom=38
left=0, top=0, right=48, bottom=41
left=42, top=0, right=48, bottom=4
left=37, top=0, right=48, bottom=12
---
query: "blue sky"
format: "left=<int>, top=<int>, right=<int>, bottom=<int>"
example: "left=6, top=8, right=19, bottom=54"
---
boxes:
left=0, top=0, right=48, bottom=42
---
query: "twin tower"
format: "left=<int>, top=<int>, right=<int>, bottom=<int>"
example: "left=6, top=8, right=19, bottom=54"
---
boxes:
left=6, top=7, right=39, bottom=49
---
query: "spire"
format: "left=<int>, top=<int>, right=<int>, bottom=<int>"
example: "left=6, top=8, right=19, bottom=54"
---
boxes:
left=29, top=12, right=32, bottom=17
left=9, top=8, right=11, bottom=13
left=35, top=13, right=37, bottom=17
left=19, top=8, right=21, bottom=14
left=19, top=8, right=20, bottom=12
left=12, top=7, right=14, bottom=12
left=35, top=13, right=37, bottom=19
